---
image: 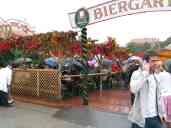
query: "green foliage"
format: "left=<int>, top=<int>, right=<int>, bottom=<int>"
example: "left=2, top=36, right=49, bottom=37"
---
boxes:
left=126, top=42, right=144, bottom=52
left=143, top=42, right=151, bottom=50
left=126, top=41, right=162, bottom=52
left=164, top=37, right=171, bottom=45
left=158, top=37, right=171, bottom=48
left=126, top=36, right=171, bottom=52
left=12, top=48, right=22, bottom=59
left=27, top=50, right=43, bottom=66
left=0, top=50, right=15, bottom=66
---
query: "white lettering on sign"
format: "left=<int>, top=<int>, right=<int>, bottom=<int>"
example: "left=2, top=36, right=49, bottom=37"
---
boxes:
left=68, top=0, right=171, bottom=28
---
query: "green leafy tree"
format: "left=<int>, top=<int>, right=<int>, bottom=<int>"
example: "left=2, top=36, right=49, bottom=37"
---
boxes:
left=126, top=42, right=143, bottom=52
left=143, top=42, right=151, bottom=51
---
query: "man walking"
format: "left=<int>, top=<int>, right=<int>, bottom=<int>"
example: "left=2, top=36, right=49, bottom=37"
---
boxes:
left=129, top=52, right=164, bottom=128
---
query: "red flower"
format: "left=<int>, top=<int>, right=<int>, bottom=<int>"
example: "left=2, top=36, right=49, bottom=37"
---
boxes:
left=95, top=46, right=103, bottom=54
left=111, top=64, right=120, bottom=72
left=26, top=41, right=40, bottom=49
left=0, top=42, right=11, bottom=51
left=50, top=51, right=64, bottom=57
left=72, top=44, right=82, bottom=55
left=88, top=50, right=94, bottom=58
left=106, top=52, right=113, bottom=60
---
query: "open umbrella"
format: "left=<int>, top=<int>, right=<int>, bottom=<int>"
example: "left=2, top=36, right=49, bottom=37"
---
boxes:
left=127, top=56, right=142, bottom=63
left=72, top=59, right=84, bottom=68
left=13, top=57, right=32, bottom=64
left=44, top=57, right=58, bottom=68
left=102, top=58, right=113, bottom=65
left=63, top=58, right=84, bottom=68
left=88, top=59, right=96, bottom=67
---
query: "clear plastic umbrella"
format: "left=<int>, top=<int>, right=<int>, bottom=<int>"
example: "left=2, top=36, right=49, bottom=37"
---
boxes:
left=13, top=57, right=32, bottom=64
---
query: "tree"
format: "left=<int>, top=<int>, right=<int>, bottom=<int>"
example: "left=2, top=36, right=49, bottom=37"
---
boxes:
left=160, top=36, right=171, bottom=48
left=126, top=42, right=143, bottom=52
left=143, top=42, right=151, bottom=51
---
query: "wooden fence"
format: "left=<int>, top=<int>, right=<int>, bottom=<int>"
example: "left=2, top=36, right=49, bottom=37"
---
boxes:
left=11, top=68, right=62, bottom=99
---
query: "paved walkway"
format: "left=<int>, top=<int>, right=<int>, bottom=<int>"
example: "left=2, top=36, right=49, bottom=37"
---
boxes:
left=13, top=90, right=130, bottom=113
left=0, top=102, right=131, bottom=128
left=0, top=102, right=84, bottom=128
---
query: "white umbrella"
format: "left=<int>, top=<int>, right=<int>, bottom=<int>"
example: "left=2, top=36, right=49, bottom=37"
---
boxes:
left=13, top=57, right=32, bottom=64
left=128, top=56, right=142, bottom=62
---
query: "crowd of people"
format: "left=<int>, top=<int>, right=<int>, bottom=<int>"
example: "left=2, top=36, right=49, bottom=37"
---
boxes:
left=128, top=51, right=171, bottom=128
left=0, top=50, right=171, bottom=128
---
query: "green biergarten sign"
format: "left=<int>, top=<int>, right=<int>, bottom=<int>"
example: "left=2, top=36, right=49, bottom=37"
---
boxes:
left=75, top=8, right=90, bottom=28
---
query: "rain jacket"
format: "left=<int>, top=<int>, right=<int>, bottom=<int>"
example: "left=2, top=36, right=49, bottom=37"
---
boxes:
left=128, top=68, right=145, bottom=127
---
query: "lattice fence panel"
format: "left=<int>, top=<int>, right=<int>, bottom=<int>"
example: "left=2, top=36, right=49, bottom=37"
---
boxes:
left=39, top=70, right=61, bottom=98
left=12, top=69, right=37, bottom=97
left=12, top=69, right=62, bottom=99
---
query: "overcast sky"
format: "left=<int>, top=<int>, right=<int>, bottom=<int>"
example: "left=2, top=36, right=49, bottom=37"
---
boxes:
left=1, top=0, right=171, bottom=46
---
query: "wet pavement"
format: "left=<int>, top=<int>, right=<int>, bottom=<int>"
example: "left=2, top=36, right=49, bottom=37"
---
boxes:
left=14, top=90, right=130, bottom=113
left=0, top=102, right=131, bottom=128
left=54, top=107, right=131, bottom=128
